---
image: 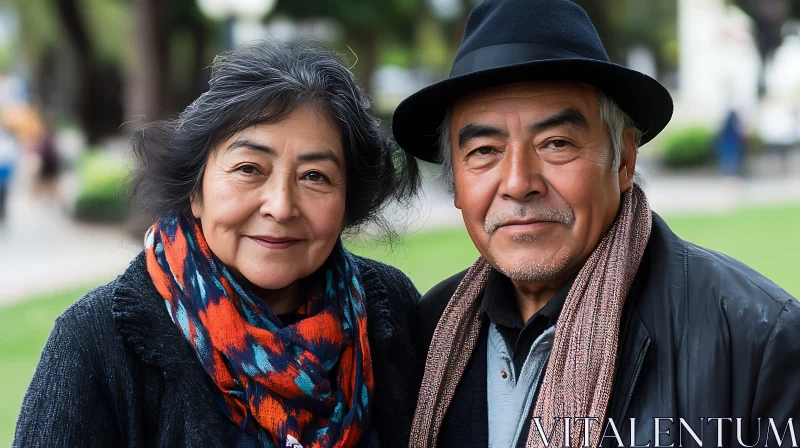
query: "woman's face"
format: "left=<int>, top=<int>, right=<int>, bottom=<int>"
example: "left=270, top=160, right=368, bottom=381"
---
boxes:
left=191, top=103, right=347, bottom=291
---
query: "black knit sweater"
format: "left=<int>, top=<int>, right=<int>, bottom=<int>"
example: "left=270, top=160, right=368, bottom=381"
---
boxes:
left=13, top=252, right=422, bottom=448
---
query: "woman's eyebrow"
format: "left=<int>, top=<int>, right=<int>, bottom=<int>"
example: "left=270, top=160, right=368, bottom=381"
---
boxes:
left=297, top=149, right=342, bottom=168
left=226, top=138, right=276, bottom=155
left=226, top=139, right=341, bottom=168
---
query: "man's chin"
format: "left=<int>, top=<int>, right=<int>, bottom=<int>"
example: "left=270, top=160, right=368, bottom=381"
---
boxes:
left=489, top=253, right=573, bottom=283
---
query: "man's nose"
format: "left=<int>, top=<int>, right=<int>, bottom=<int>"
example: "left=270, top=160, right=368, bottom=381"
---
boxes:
left=498, top=145, right=548, bottom=201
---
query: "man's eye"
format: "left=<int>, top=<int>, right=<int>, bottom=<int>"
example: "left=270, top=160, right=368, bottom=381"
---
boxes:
left=545, top=140, right=569, bottom=149
left=472, top=146, right=495, bottom=156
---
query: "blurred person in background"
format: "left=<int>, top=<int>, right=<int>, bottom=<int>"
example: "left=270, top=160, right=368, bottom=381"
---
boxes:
left=0, top=124, right=18, bottom=222
left=34, top=127, right=59, bottom=196
left=0, top=102, right=44, bottom=152
left=393, top=0, right=800, bottom=447
left=14, top=41, right=422, bottom=448
left=717, top=109, right=746, bottom=178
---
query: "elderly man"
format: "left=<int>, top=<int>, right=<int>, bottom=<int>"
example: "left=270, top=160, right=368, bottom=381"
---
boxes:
left=392, top=1, right=800, bottom=447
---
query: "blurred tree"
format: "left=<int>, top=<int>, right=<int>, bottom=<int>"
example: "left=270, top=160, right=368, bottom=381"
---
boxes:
left=573, top=0, right=626, bottom=63
left=1, top=0, right=61, bottom=101
left=171, top=1, right=218, bottom=108
left=127, top=0, right=216, bottom=124
left=2, top=0, right=124, bottom=141
left=736, top=0, right=789, bottom=58
left=135, top=0, right=217, bottom=120
left=447, top=0, right=470, bottom=51
left=275, top=0, right=422, bottom=94
left=3, top=0, right=215, bottom=143
left=415, top=14, right=450, bottom=69
left=127, top=0, right=169, bottom=125
left=620, top=0, right=678, bottom=76
left=443, top=0, right=677, bottom=74
left=734, top=0, right=797, bottom=96
left=52, top=0, right=124, bottom=144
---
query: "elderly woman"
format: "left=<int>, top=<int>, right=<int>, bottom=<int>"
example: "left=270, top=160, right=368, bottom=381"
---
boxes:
left=14, top=42, right=421, bottom=448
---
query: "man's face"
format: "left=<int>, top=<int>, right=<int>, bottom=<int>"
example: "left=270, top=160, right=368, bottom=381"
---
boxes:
left=449, top=81, right=636, bottom=285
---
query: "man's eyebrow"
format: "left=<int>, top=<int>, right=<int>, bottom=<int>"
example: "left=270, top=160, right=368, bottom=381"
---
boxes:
left=297, top=149, right=342, bottom=168
left=226, top=138, right=276, bottom=155
left=457, top=123, right=508, bottom=148
left=527, top=108, right=590, bottom=134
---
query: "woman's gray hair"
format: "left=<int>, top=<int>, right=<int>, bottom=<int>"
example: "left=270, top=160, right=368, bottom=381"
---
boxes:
left=437, top=88, right=645, bottom=193
left=130, top=40, right=419, bottom=236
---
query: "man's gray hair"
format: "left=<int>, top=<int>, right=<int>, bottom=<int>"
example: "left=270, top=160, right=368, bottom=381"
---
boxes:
left=437, top=88, right=646, bottom=193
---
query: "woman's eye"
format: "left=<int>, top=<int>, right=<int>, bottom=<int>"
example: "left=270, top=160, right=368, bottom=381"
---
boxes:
left=303, top=171, right=329, bottom=183
left=237, top=164, right=259, bottom=175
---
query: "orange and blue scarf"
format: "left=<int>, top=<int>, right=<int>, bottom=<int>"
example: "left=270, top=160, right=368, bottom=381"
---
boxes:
left=144, top=213, right=373, bottom=448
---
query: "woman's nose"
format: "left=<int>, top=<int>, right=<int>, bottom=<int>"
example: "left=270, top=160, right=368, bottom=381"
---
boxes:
left=259, top=176, right=300, bottom=222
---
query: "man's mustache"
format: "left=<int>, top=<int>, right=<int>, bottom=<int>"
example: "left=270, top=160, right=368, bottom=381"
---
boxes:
left=484, top=203, right=576, bottom=235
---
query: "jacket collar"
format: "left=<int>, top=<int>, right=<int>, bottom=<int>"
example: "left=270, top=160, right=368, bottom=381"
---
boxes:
left=110, top=251, right=201, bottom=379
left=110, top=251, right=229, bottom=445
left=605, top=211, right=687, bottom=428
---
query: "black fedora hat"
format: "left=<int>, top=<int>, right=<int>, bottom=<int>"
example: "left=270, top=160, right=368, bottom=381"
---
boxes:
left=392, top=0, right=674, bottom=164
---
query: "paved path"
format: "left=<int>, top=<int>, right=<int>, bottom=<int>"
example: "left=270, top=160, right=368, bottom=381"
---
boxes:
left=389, top=168, right=800, bottom=232
left=1, top=157, right=799, bottom=307
left=0, top=162, right=140, bottom=306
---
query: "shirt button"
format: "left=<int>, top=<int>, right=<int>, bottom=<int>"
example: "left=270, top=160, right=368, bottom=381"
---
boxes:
left=501, top=370, right=508, bottom=380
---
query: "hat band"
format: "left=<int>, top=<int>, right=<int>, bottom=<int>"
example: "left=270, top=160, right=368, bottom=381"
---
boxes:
left=449, top=43, right=594, bottom=78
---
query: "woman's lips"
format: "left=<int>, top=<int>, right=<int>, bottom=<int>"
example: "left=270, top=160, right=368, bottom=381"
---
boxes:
left=248, top=236, right=302, bottom=249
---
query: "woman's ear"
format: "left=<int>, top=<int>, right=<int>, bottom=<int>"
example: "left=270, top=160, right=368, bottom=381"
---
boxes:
left=190, top=190, right=202, bottom=219
left=190, top=161, right=208, bottom=219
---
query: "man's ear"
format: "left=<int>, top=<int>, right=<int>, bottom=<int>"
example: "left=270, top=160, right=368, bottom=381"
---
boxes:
left=453, top=183, right=462, bottom=210
left=618, top=128, right=638, bottom=193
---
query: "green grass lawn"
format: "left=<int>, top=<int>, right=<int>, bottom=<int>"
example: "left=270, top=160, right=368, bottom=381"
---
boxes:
left=2, top=203, right=798, bottom=444
left=350, top=203, right=800, bottom=296
left=0, top=284, right=109, bottom=445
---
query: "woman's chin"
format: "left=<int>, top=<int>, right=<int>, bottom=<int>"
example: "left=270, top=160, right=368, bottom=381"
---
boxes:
left=244, top=276, right=295, bottom=292
left=236, top=266, right=305, bottom=291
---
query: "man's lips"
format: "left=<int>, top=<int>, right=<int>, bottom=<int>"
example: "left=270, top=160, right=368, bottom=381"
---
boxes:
left=248, top=236, right=303, bottom=249
left=497, top=220, right=554, bottom=233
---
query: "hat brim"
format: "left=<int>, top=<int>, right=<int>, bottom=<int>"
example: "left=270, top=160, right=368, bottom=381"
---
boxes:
left=392, top=58, right=674, bottom=164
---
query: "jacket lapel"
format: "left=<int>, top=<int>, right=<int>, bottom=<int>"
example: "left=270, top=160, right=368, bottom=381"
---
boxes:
left=601, top=299, right=651, bottom=448
left=603, top=212, right=657, bottom=436
left=471, top=321, right=489, bottom=448
left=111, top=252, right=228, bottom=447
left=607, top=312, right=651, bottom=424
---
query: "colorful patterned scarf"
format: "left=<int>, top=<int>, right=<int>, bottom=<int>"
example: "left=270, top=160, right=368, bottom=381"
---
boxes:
left=144, top=213, right=373, bottom=448
left=410, top=184, right=652, bottom=448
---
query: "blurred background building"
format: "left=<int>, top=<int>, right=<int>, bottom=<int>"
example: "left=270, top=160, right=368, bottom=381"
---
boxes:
left=0, top=0, right=799, bottom=443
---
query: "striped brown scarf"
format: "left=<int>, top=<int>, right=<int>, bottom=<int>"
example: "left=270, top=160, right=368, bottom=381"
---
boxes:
left=410, top=185, right=652, bottom=448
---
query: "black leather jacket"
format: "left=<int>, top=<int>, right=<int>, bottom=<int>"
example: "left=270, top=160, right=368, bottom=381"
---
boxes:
left=417, top=212, right=800, bottom=448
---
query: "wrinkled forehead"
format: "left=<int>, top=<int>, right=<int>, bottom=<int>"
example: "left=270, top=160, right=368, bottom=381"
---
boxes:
left=450, top=81, right=601, bottom=128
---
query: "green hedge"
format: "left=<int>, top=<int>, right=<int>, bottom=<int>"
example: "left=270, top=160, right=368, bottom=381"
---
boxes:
left=73, top=151, right=130, bottom=222
left=660, top=126, right=715, bottom=168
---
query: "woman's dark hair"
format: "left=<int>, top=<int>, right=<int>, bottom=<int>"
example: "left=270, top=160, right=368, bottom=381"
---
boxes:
left=130, top=40, right=419, bottom=236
